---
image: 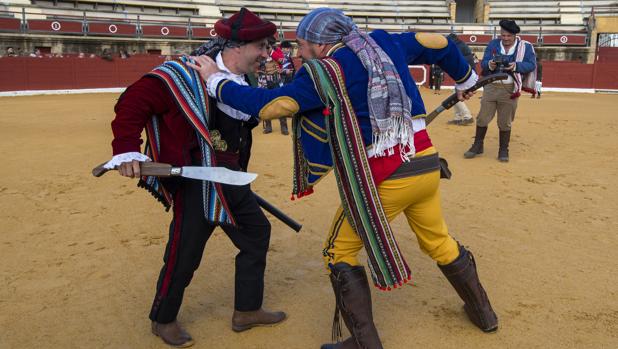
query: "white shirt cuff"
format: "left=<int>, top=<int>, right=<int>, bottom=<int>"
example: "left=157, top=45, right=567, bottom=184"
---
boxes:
left=455, top=70, right=478, bottom=91
left=103, top=152, right=151, bottom=169
left=206, top=72, right=229, bottom=98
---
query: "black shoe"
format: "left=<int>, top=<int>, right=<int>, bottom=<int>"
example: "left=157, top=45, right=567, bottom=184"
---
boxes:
left=447, top=119, right=462, bottom=125
left=464, top=126, right=487, bottom=159
left=439, top=245, right=499, bottom=333
left=498, top=130, right=510, bottom=162
left=460, top=118, right=474, bottom=126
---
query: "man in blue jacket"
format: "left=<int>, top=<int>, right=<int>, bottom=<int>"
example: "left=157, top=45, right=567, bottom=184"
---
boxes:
left=465, top=19, right=536, bottom=162
left=189, top=8, right=498, bottom=348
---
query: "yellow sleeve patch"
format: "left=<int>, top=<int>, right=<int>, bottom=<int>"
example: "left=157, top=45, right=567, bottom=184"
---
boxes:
left=415, top=33, right=448, bottom=49
left=258, top=96, right=300, bottom=120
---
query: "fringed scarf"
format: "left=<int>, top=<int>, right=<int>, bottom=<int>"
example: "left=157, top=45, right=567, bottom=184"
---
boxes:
left=139, top=57, right=236, bottom=226
left=298, top=58, right=411, bottom=290
left=296, top=7, right=415, bottom=159
left=343, top=29, right=415, bottom=158
left=512, top=39, right=537, bottom=99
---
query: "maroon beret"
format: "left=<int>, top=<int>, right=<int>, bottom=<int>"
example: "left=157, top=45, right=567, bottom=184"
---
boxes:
left=215, top=7, right=277, bottom=42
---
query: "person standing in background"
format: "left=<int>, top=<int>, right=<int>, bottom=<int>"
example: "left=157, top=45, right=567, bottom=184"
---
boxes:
left=447, top=33, right=475, bottom=126
left=464, top=19, right=536, bottom=162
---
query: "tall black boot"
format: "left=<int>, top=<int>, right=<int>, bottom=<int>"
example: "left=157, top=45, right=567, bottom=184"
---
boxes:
left=438, top=245, right=498, bottom=333
left=321, top=263, right=382, bottom=349
left=280, top=117, right=289, bottom=135
left=464, top=126, right=487, bottom=159
left=498, top=130, right=510, bottom=162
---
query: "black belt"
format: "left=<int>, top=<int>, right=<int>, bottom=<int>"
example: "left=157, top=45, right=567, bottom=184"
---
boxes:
left=388, top=153, right=441, bottom=180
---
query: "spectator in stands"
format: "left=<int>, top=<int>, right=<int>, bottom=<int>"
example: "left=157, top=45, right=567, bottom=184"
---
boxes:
left=6, top=47, right=16, bottom=57
left=534, top=56, right=543, bottom=99
left=101, top=48, right=113, bottom=61
left=261, top=39, right=289, bottom=135
left=105, top=8, right=285, bottom=347
left=120, top=50, right=130, bottom=59
left=431, top=64, right=444, bottom=94
left=189, top=8, right=498, bottom=348
left=447, top=33, right=475, bottom=125
left=29, top=49, right=42, bottom=58
left=464, top=19, right=536, bottom=162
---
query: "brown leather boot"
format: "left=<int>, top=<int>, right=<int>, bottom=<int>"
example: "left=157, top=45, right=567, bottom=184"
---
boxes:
left=231, top=308, right=287, bottom=332
left=322, top=263, right=382, bottom=349
left=439, top=245, right=499, bottom=332
left=151, top=320, right=194, bottom=348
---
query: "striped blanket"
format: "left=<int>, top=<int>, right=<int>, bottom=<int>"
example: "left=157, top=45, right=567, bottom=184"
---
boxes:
left=138, top=57, right=236, bottom=226
left=298, top=58, right=411, bottom=290
left=512, top=39, right=537, bottom=98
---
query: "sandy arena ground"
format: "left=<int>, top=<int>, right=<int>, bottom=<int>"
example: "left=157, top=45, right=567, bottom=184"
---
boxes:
left=0, top=89, right=616, bottom=349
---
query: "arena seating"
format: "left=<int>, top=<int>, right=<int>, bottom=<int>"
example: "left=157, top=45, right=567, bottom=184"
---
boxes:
left=8, top=0, right=220, bottom=24
left=1, top=0, right=614, bottom=45
left=488, top=0, right=617, bottom=25
left=218, top=0, right=451, bottom=30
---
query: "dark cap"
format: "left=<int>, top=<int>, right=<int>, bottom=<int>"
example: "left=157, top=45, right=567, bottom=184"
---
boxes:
left=214, top=7, right=277, bottom=42
left=499, top=19, right=520, bottom=34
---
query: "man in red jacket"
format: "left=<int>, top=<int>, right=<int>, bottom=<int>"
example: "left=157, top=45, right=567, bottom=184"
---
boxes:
left=104, top=8, right=286, bottom=347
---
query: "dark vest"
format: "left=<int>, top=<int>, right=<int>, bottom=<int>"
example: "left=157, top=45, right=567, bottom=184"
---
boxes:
left=207, top=92, right=258, bottom=171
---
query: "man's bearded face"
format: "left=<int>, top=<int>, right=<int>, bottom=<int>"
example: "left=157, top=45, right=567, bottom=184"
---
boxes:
left=296, top=38, right=326, bottom=60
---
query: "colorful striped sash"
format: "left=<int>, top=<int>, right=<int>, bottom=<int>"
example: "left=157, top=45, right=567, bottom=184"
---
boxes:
left=298, top=58, right=411, bottom=290
left=138, top=57, right=235, bottom=226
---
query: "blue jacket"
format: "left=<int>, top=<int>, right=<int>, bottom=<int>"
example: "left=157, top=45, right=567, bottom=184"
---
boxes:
left=212, top=30, right=475, bottom=183
left=481, top=38, right=536, bottom=76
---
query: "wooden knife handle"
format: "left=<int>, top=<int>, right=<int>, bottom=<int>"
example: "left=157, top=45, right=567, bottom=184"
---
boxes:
left=139, top=162, right=173, bottom=177
left=92, top=161, right=173, bottom=177
left=92, top=161, right=110, bottom=177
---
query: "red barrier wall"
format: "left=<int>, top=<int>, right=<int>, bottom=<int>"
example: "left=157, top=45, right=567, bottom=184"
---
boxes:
left=0, top=56, right=165, bottom=91
left=0, top=57, right=617, bottom=92
left=418, top=61, right=618, bottom=90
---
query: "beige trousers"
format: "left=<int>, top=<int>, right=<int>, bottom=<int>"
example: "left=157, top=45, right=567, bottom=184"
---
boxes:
left=476, top=83, right=518, bottom=131
left=453, top=101, right=472, bottom=120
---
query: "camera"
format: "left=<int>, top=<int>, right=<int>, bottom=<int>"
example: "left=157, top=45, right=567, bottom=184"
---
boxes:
left=492, top=55, right=510, bottom=71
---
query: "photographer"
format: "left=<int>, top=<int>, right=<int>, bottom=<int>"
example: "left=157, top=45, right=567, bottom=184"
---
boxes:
left=464, top=19, right=536, bottom=162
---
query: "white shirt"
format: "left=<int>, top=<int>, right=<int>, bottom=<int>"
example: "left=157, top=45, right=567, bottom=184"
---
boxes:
left=213, top=52, right=252, bottom=122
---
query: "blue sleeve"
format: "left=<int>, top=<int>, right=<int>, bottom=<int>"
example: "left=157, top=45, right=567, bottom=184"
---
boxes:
left=480, top=44, right=494, bottom=75
left=390, top=32, right=473, bottom=84
left=216, top=66, right=324, bottom=119
left=515, top=43, right=537, bottom=74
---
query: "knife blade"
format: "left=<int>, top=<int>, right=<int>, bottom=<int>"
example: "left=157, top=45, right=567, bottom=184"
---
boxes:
left=92, top=161, right=257, bottom=186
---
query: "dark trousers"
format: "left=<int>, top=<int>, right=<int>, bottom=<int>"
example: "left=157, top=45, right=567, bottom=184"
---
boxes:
left=262, top=117, right=288, bottom=132
left=149, top=178, right=271, bottom=323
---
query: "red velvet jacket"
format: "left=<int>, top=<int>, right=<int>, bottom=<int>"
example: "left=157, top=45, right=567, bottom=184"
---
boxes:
left=111, top=76, right=200, bottom=166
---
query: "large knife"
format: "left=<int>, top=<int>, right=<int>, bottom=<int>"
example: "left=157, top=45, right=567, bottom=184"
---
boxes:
left=425, top=73, right=509, bottom=125
left=92, top=161, right=257, bottom=186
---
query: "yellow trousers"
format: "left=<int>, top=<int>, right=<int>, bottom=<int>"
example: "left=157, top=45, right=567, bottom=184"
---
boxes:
left=322, top=147, right=460, bottom=269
